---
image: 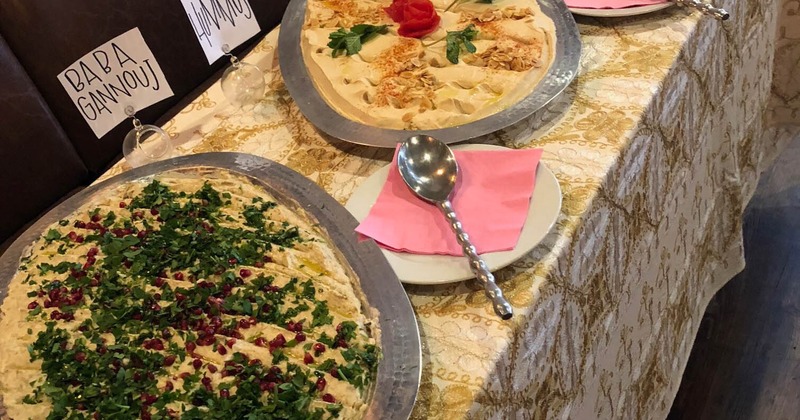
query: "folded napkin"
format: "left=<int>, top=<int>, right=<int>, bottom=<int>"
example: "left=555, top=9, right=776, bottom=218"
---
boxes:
left=355, top=147, right=543, bottom=256
left=566, top=0, right=668, bottom=9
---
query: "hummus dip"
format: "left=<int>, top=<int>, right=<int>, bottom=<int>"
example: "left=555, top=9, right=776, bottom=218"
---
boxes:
left=302, top=0, right=556, bottom=130
left=0, top=169, right=379, bottom=419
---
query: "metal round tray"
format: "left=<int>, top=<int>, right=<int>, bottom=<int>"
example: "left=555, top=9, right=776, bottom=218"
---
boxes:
left=279, top=0, right=581, bottom=147
left=0, top=153, right=421, bottom=420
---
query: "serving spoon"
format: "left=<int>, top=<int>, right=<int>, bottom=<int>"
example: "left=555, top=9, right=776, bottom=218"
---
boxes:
left=397, top=135, right=513, bottom=320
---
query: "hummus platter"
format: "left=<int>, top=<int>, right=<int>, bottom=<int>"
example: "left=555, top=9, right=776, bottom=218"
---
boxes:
left=0, top=154, right=420, bottom=419
left=280, top=0, right=581, bottom=146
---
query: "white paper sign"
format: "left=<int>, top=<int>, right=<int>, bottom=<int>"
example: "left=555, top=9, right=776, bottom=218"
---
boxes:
left=181, top=0, right=261, bottom=64
left=57, top=28, right=174, bottom=139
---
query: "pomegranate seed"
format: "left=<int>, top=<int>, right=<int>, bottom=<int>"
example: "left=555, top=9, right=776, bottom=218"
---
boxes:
left=150, top=208, right=159, bottom=216
left=303, top=352, right=314, bottom=364
left=173, top=272, right=184, bottom=281
left=186, top=342, right=197, bottom=353
left=239, top=269, right=252, bottom=278
left=87, top=247, right=99, bottom=257
left=249, top=359, right=262, bottom=366
left=228, top=257, right=238, bottom=265
left=75, top=235, right=85, bottom=243
left=123, top=260, right=132, bottom=269
left=98, top=346, right=107, bottom=355
left=259, top=381, right=273, bottom=392
left=153, top=277, right=165, bottom=288
left=119, top=201, right=127, bottom=208
left=192, top=358, right=202, bottom=370
left=295, top=332, right=306, bottom=342
left=150, top=303, right=161, bottom=312
left=67, top=231, right=78, bottom=241
left=137, top=230, right=147, bottom=239
left=132, top=313, right=142, bottom=321
left=226, top=338, right=236, bottom=348
left=329, top=368, right=339, bottom=378
left=91, top=214, right=101, bottom=223
left=164, top=381, right=174, bottom=391
left=254, top=337, right=267, bottom=347
left=270, top=334, right=286, bottom=348
left=74, top=220, right=86, bottom=228
left=322, top=393, right=336, bottom=403
left=75, top=352, right=86, bottom=362
left=313, top=343, right=326, bottom=354
left=175, top=293, right=186, bottom=302
left=134, top=372, right=142, bottom=381
left=254, top=261, right=264, bottom=268
left=220, top=389, right=230, bottom=398
left=286, top=321, right=296, bottom=332
left=316, top=377, right=326, bottom=391
left=179, top=372, right=191, bottom=380
left=27, top=301, right=39, bottom=310
left=163, top=355, right=176, bottom=366
left=262, top=255, right=272, bottom=263
left=217, top=344, right=227, bottom=355
left=153, top=293, right=162, bottom=300
left=201, top=376, right=212, bottom=386
left=207, top=364, right=218, bottom=373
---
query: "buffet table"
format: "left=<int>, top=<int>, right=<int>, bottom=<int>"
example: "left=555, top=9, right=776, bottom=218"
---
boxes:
left=96, top=0, right=800, bottom=418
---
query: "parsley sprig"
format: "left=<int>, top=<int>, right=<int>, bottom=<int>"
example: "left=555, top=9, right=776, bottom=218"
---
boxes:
left=445, top=24, right=479, bottom=64
left=327, top=24, right=389, bottom=57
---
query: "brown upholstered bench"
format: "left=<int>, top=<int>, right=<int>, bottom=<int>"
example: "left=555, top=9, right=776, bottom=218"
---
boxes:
left=0, top=0, right=290, bottom=246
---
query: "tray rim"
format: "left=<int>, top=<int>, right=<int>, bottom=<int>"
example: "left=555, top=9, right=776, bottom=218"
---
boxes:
left=0, top=153, right=421, bottom=420
left=278, top=0, right=582, bottom=147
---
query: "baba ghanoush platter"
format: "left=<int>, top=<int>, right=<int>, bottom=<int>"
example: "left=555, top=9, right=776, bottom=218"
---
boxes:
left=279, top=0, right=581, bottom=147
left=0, top=153, right=420, bottom=419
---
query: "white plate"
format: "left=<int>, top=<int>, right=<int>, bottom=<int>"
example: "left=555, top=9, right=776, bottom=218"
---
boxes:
left=569, top=2, right=672, bottom=17
left=345, top=144, right=562, bottom=285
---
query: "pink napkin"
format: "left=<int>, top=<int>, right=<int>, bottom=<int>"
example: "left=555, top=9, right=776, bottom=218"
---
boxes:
left=355, top=147, right=543, bottom=256
left=566, top=0, right=668, bottom=9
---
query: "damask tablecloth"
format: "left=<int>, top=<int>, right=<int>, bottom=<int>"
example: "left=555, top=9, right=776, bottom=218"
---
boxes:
left=98, top=0, right=800, bottom=418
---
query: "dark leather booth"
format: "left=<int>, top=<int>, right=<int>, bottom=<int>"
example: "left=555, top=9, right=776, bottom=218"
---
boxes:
left=0, top=0, right=290, bottom=246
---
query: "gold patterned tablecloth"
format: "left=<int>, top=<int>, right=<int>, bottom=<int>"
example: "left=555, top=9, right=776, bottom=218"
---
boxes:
left=98, top=1, right=800, bottom=418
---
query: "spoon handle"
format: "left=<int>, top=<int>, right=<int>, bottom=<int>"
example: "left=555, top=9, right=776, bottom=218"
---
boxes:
left=439, top=200, right=513, bottom=320
left=674, top=0, right=730, bottom=20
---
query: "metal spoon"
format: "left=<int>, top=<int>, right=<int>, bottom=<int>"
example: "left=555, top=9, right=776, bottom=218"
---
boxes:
left=674, top=0, right=729, bottom=20
left=397, top=135, right=513, bottom=320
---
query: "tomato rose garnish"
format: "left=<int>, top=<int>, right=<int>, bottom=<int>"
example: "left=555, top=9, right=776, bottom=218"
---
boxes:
left=384, top=0, right=441, bottom=38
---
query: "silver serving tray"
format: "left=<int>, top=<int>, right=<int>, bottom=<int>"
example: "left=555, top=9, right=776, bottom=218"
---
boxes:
left=279, top=0, right=582, bottom=147
left=0, top=153, right=421, bottom=420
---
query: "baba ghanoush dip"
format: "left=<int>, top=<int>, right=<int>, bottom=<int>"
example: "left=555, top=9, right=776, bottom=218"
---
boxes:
left=0, top=169, right=379, bottom=419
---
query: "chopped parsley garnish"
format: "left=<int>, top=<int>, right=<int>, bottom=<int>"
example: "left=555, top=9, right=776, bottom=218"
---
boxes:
left=16, top=179, right=379, bottom=419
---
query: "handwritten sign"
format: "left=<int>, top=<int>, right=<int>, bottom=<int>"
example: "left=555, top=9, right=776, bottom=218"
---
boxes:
left=181, top=0, right=261, bottom=64
left=57, top=28, right=174, bottom=139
